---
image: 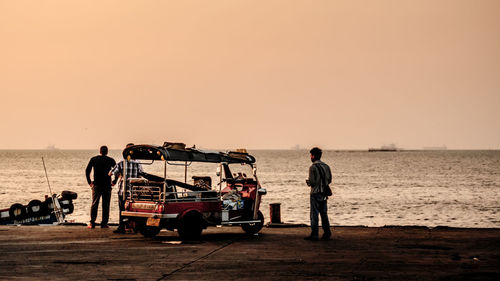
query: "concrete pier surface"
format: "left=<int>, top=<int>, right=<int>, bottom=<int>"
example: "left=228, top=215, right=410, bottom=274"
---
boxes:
left=0, top=225, right=499, bottom=280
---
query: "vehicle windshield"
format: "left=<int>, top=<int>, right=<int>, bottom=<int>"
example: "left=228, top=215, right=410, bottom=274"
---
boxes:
left=136, top=160, right=254, bottom=192
left=226, top=163, right=254, bottom=180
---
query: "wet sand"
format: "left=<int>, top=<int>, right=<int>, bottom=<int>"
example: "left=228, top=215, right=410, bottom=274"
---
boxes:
left=0, top=225, right=499, bottom=280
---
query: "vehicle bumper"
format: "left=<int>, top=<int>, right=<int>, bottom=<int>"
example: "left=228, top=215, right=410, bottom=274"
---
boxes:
left=121, top=211, right=178, bottom=219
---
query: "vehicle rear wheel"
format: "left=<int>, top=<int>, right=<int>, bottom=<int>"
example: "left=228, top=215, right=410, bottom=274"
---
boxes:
left=9, top=203, right=27, bottom=220
left=139, top=226, right=161, bottom=238
left=241, top=211, right=264, bottom=235
left=178, top=211, right=203, bottom=240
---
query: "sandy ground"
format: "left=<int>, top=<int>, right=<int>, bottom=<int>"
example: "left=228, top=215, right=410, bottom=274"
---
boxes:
left=0, top=225, right=499, bottom=281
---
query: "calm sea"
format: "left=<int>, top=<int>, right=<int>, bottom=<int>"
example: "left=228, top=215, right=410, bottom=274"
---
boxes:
left=0, top=150, right=499, bottom=228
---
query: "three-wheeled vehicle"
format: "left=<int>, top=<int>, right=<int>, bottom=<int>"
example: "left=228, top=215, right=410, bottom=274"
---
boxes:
left=120, top=143, right=267, bottom=238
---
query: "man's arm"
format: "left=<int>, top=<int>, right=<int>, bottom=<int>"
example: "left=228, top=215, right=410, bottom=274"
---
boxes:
left=109, top=162, right=120, bottom=176
left=307, top=165, right=319, bottom=187
left=138, top=163, right=144, bottom=176
left=85, top=158, right=94, bottom=186
left=109, top=162, right=121, bottom=186
left=112, top=175, right=121, bottom=186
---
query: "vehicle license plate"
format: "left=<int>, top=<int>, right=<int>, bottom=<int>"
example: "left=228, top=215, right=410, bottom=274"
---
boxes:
left=146, top=217, right=160, bottom=227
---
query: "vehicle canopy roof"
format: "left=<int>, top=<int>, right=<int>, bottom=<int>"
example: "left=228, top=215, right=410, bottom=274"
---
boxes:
left=123, top=144, right=255, bottom=164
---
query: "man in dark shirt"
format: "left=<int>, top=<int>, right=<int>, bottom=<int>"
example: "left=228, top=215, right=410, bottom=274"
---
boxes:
left=85, top=146, right=116, bottom=228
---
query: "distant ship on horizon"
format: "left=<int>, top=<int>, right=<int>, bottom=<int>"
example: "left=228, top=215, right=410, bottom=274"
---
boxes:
left=45, top=144, right=60, bottom=150
left=368, top=144, right=400, bottom=152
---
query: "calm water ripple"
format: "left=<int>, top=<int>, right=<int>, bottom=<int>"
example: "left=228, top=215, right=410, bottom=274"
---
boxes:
left=0, top=150, right=499, bottom=228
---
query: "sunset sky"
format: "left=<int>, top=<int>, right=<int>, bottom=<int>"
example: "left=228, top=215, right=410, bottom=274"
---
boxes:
left=1, top=0, right=499, bottom=150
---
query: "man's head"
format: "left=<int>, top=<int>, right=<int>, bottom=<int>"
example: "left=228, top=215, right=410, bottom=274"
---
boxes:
left=310, top=147, right=322, bottom=162
left=126, top=143, right=134, bottom=148
left=100, top=145, right=108, bottom=156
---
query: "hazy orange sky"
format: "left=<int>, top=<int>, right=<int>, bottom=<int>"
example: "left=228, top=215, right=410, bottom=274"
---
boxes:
left=1, top=0, right=499, bottom=149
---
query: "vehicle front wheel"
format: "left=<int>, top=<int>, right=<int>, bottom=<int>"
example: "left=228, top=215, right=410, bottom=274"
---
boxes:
left=241, top=211, right=264, bottom=235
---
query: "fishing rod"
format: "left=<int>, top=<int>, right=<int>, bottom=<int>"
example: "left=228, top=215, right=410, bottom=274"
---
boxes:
left=42, top=157, right=64, bottom=224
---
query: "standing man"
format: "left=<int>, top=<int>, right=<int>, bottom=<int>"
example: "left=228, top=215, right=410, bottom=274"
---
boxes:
left=85, top=145, right=116, bottom=229
left=109, top=143, right=143, bottom=234
left=305, top=147, right=332, bottom=241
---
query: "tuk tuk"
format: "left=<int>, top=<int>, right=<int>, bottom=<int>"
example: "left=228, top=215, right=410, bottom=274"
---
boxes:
left=120, top=143, right=267, bottom=238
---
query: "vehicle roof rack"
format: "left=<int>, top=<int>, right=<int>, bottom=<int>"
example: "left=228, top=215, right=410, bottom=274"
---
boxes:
left=162, top=142, right=186, bottom=150
left=123, top=144, right=255, bottom=164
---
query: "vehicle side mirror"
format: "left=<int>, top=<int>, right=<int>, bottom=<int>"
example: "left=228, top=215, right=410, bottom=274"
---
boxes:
left=216, top=166, right=221, bottom=177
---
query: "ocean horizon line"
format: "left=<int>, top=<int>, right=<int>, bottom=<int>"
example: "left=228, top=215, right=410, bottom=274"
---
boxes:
left=1, top=148, right=499, bottom=151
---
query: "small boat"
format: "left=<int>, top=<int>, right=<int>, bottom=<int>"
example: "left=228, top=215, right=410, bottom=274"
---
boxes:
left=0, top=191, right=77, bottom=225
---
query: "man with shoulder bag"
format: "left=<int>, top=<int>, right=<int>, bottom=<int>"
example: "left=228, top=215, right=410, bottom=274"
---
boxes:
left=305, top=147, right=332, bottom=241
